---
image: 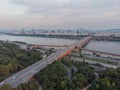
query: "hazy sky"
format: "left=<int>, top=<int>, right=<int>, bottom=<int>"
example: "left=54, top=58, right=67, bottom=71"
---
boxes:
left=0, top=0, right=120, bottom=30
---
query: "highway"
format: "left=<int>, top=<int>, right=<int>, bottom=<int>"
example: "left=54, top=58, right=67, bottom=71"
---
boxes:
left=0, top=37, right=91, bottom=88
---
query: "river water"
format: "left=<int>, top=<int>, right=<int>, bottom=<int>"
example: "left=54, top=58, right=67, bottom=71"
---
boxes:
left=0, top=34, right=78, bottom=45
left=0, top=34, right=120, bottom=54
left=85, top=41, right=120, bottom=54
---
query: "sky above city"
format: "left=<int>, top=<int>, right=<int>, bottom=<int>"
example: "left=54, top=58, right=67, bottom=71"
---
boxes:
left=0, top=0, right=120, bottom=30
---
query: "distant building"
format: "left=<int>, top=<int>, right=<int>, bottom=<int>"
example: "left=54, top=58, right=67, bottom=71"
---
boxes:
left=20, top=29, right=26, bottom=34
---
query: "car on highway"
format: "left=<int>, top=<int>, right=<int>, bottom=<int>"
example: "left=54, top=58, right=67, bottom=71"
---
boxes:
left=23, top=77, right=26, bottom=80
left=0, top=82, right=4, bottom=86
left=12, top=76, right=16, bottom=80
left=46, top=60, right=50, bottom=62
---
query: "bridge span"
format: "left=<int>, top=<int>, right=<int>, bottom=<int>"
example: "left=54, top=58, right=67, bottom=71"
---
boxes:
left=0, top=36, right=91, bottom=88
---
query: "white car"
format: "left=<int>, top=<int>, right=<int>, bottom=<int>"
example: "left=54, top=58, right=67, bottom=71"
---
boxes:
left=12, top=76, right=16, bottom=80
left=0, top=82, right=4, bottom=86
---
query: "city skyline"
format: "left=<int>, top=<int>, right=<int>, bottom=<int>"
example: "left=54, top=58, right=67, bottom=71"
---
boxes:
left=0, top=0, right=120, bottom=30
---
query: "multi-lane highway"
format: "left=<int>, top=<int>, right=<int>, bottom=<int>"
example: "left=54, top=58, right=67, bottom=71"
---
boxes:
left=0, top=37, right=91, bottom=88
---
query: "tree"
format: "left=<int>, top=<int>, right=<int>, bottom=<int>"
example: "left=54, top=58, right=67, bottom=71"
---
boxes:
left=89, top=78, right=116, bottom=90
left=72, top=73, right=87, bottom=89
left=0, top=65, right=9, bottom=75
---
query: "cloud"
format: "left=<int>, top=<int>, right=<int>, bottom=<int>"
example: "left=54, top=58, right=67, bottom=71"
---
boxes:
left=10, top=0, right=120, bottom=12
left=10, top=0, right=90, bottom=13
left=9, top=0, right=120, bottom=20
left=0, top=0, right=120, bottom=29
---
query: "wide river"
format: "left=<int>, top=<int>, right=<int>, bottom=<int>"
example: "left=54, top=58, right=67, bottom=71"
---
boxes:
left=0, top=34, right=120, bottom=54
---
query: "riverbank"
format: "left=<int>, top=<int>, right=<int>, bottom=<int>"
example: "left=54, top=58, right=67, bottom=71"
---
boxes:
left=7, top=33, right=120, bottom=41
left=0, top=34, right=120, bottom=54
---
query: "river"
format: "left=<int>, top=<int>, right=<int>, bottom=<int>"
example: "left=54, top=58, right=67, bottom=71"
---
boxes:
left=85, top=41, right=120, bottom=54
left=0, top=34, right=120, bottom=54
left=0, top=34, right=78, bottom=45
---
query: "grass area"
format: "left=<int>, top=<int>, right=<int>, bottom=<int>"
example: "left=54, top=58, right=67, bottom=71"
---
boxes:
left=84, top=57, right=118, bottom=65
